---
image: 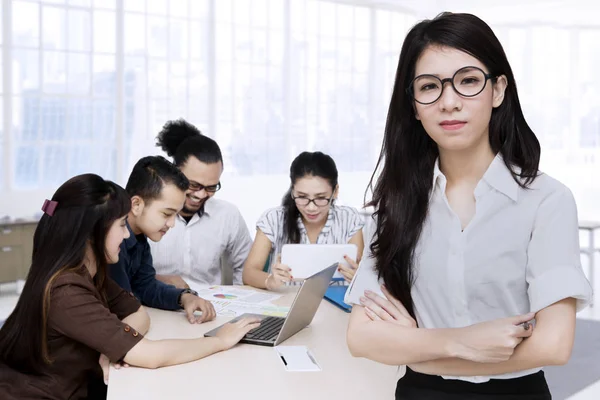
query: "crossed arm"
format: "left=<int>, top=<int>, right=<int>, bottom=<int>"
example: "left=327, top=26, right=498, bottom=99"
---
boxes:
left=347, top=291, right=577, bottom=376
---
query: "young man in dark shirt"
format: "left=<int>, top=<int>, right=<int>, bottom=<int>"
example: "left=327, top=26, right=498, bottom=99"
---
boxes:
left=110, top=155, right=216, bottom=324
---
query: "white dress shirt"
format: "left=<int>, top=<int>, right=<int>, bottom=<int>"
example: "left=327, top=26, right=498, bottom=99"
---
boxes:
left=365, top=154, right=593, bottom=383
left=257, top=204, right=365, bottom=271
left=149, top=198, right=252, bottom=285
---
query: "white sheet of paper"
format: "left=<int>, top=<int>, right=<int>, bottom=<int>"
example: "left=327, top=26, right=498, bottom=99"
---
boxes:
left=275, top=346, right=321, bottom=372
left=344, top=255, right=385, bottom=305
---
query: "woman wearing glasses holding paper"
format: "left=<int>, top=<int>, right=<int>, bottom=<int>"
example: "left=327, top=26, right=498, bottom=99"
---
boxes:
left=242, top=151, right=365, bottom=289
left=345, top=12, right=592, bottom=400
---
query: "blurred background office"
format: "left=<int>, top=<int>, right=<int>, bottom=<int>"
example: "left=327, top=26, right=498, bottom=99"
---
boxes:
left=0, top=0, right=598, bottom=226
left=0, top=1, right=599, bottom=399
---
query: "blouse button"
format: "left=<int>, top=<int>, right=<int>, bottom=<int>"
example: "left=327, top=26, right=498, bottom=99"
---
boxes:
left=124, top=325, right=131, bottom=332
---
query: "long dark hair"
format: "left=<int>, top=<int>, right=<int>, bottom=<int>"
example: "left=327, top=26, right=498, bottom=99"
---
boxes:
left=0, top=174, right=131, bottom=374
left=367, top=12, right=540, bottom=319
left=156, top=119, right=223, bottom=167
left=282, top=151, right=338, bottom=244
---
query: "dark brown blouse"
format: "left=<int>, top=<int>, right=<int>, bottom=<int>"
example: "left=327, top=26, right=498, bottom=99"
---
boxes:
left=0, top=270, right=144, bottom=399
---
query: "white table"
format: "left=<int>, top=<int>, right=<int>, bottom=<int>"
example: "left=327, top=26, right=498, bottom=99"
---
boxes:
left=107, top=287, right=398, bottom=399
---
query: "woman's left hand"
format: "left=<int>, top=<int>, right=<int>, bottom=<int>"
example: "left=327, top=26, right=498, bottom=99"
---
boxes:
left=99, top=354, right=129, bottom=385
left=360, top=285, right=418, bottom=328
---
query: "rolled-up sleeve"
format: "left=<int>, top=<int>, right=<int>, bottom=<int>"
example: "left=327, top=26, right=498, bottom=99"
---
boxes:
left=105, top=277, right=145, bottom=319
left=49, top=277, right=144, bottom=363
left=256, top=208, right=280, bottom=247
left=526, top=186, right=593, bottom=312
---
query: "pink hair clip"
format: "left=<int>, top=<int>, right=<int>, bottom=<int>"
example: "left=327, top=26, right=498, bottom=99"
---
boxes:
left=42, top=199, right=58, bottom=217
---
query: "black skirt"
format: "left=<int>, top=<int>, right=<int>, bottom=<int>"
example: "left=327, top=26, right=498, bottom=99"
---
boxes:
left=395, top=367, right=551, bottom=400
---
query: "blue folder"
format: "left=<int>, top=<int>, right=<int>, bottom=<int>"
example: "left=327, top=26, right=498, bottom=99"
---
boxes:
left=324, top=284, right=352, bottom=313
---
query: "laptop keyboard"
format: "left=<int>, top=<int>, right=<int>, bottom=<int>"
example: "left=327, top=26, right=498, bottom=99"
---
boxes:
left=244, top=316, right=285, bottom=341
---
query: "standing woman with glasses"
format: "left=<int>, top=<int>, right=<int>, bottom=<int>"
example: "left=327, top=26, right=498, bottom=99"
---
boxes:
left=345, top=12, right=592, bottom=400
left=243, top=151, right=365, bottom=290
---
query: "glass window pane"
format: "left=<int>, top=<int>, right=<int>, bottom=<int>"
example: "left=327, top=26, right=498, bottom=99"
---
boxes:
left=148, top=60, right=168, bottom=97
left=252, top=29, right=267, bottom=64
left=14, top=145, right=40, bottom=187
left=169, top=0, right=188, bottom=17
left=216, top=24, right=232, bottom=62
left=43, top=145, right=68, bottom=185
left=375, top=10, right=390, bottom=43
left=13, top=50, right=40, bottom=94
left=125, top=13, right=146, bottom=54
left=215, top=0, right=232, bottom=22
left=319, top=2, right=335, bottom=37
left=337, top=5, right=353, bottom=38
left=43, top=51, right=67, bottom=93
left=93, top=0, right=115, bottom=9
left=251, top=0, right=268, bottom=29
left=268, top=0, right=284, bottom=30
left=93, top=55, right=116, bottom=97
left=169, top=20, right=188, bottom=60
left=290, top=0, right=305, bottom=32
left=67, top=98, right=93, bottom=140
left=190, top=21, right=207, bottom=60
left=169, top=61, right=186, bottom=96
left=68, top=53, right=91, bottom=94
left=124, top=0, right=145, bottom=12
left=93, top=99, right=116, bottom=140
left=69, top=0, right=92, bottom=6
left=354, top=40, right=369, bottom=73
left=233, top=0, right=250, bottom=26
left=147, top=17, right=168, bottom=57
left=124, top=56, right=146, bottom=98
left=355, top=7, right=370, bottom=40
left=147, top=0, right=167, bottom=15
left=68, top=9, right=91, bottom=51
left=268, top=31, right=284, bottom=66
left=39, top=96, right=67, bottom=140
left=190, top=0, right=209, bottom=19
left=42, top=6, right=67, bottom=50
left=306, top=0, right=318, bottom=35
left=13, top=96, right=40, bottom=142
left=13, top=2, right=40, bottom=48
left=94, top=11, right=116, bottom=53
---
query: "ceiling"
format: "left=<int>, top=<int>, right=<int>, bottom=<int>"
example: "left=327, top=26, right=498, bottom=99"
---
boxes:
left=332, top=0, right=600, bottom=26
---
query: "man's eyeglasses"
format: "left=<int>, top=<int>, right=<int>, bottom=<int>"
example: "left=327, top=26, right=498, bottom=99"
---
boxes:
left=292, top=194, right=333, bottom=207
left=189, top=181, right=221, bottom=193
left=407, top=66, right=496, bottom=105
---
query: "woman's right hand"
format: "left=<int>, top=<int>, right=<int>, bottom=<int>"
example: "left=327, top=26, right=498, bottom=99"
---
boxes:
left=215, top=317, right=262, bottom=350
left=266, top=255, right=293, bottom=289
left=451, top=313, right=535, bottom=363
left=338, top=255, right=359, bottom=282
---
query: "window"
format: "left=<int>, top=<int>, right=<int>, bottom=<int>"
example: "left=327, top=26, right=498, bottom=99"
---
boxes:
left=11, top=0, right=117, bottom=188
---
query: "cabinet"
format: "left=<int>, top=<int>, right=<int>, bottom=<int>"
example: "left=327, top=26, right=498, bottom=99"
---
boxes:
left=0, top=220, right=37, bottom=283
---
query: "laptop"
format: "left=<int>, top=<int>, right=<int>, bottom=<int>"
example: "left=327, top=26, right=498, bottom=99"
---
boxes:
left=204, top=263, right=337, bottom=347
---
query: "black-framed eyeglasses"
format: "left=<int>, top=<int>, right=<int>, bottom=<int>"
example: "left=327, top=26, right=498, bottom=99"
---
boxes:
left=292, top=194, right=334, bottom=207
left=407, top=66, right=496, bottom=105
left=189, top=181, right=221, bottom=193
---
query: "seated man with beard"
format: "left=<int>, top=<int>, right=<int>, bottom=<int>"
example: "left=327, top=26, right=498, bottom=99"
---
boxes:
left=150, top=119, right=253, bottom=287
